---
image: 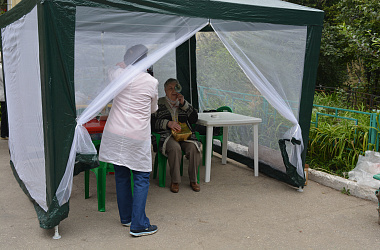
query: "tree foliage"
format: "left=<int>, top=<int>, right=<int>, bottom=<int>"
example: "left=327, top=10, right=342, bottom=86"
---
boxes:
left=0, top=0, right=6, bottom=15
left=286, top=0, right=380, bottom=94
left=335, top=1, right=380, bottom=90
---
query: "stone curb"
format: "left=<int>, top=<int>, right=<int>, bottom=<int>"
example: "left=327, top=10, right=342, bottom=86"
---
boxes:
left=308, top=168, right=378, bottom=202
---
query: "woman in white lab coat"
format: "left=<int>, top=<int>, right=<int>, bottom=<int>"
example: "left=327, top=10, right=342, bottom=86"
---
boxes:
left=99, top=44, right=158, bottom=237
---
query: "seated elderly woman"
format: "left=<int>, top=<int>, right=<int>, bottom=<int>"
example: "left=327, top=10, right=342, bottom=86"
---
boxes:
left=151, top=78, right=201, bottom=193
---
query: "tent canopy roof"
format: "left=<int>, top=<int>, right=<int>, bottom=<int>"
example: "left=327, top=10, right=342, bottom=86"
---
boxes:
left=0, top=0, right=324, bottom=27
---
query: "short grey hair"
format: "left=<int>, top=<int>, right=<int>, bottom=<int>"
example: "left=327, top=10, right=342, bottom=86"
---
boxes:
left=164, top=78, right=179, bottom=89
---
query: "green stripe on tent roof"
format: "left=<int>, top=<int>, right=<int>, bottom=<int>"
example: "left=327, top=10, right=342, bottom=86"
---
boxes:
left=213, top=0, right=323, bottom=12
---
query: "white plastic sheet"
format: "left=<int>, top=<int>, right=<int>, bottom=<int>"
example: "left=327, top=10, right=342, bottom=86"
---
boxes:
left=349, top=151, right=380, bottom=189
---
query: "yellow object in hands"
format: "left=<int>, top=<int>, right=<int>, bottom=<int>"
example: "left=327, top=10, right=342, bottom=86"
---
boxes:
left=171, top=122, right=192, bottom=141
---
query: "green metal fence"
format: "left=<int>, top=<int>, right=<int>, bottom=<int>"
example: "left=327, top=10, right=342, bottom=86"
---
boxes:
left=311, top=105, right=380, bottom=151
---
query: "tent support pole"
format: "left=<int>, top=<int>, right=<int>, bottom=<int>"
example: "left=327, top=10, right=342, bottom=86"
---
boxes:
left=188, top=39, right=192, bottom=105
left=53, top=225, right=61, bottom=239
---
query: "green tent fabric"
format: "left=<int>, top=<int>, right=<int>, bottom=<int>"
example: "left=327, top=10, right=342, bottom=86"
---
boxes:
left=0, top=0, right=323, bottom=229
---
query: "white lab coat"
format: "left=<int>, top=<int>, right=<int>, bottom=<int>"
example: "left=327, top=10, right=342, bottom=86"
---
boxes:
left=0, top=64, right=4, bottom=102
left=99, top=68, right=158, bottom=172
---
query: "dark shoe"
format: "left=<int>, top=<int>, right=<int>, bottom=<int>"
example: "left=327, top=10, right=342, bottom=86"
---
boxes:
left=190, top=182, right=200, bottom=192
left=130, top=225, right=158, bottom=237
left=170, top=183, right=179, bottom=193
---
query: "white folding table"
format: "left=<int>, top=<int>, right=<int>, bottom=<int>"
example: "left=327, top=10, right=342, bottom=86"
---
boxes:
left=197, top=112, right=262, bottom=182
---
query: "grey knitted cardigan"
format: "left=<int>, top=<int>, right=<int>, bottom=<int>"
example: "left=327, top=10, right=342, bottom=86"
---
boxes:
left=151, top=97, right=201, bottom=156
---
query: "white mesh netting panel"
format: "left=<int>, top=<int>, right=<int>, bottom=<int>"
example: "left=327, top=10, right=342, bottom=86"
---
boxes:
left=74, top=31, right=175, bottom=107
left=73, top=7, right=206, bottom=115
left=197, top=21, right=307, bottom=176
left=55, top=7, right=207, bottom=205
left=1, top=7, right=47, bottom=211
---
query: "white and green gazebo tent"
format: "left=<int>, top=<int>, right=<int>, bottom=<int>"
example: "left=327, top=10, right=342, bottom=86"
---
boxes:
left=0, top=0, right=324, bottom=230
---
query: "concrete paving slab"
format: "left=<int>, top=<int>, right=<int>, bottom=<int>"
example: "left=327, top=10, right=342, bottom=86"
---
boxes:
left=0, top=139, right=379, bottom=249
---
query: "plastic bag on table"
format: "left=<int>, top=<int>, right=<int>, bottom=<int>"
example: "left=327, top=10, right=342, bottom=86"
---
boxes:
left=348, top=150, right=380, bottom=189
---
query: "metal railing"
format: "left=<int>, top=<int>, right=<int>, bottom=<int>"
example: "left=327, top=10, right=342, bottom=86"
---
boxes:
left=312, top=105, right=379, bottom=151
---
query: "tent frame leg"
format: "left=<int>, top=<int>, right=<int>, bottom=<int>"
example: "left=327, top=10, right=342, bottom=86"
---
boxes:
left=52, top=225, right=61, bottom=239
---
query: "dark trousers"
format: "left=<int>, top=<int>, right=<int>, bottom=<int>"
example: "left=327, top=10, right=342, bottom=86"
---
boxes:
left=114, top=165, right=151, bottom=231
left=1, top=101, right=8, bottom=138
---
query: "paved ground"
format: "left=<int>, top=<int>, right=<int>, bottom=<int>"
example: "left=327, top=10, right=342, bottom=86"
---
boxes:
left=0, top=138, right=379, bottom=249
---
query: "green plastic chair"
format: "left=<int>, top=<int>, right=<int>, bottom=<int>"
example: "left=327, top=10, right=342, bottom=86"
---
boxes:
left=196, top=106, right=233, bottom=166
left=152, top=132, right=200, bottom=187
left=374, top=174, right=380, bottom=181
left=85, top=140, right=133, bottom=212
